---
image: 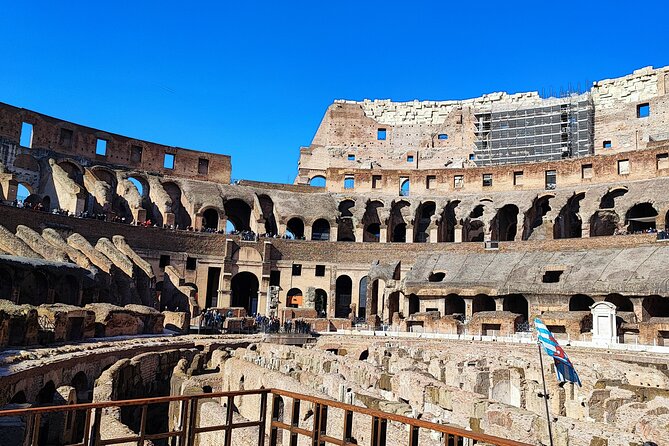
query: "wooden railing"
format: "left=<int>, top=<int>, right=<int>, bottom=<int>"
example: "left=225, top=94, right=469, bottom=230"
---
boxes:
left=0, top=388, right=532, bottom=446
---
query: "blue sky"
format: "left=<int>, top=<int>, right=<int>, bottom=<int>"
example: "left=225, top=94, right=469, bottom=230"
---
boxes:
left=2, top=1, right=667, bottom=184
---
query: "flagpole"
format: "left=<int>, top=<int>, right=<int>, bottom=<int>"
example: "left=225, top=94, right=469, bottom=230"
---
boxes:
left=537, top=342, right=554, bottom=446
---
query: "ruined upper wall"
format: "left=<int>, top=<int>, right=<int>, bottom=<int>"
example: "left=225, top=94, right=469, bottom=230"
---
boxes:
left=296, top=65, right=669, bottom=185
left=0, top=102, right=232, bottom=183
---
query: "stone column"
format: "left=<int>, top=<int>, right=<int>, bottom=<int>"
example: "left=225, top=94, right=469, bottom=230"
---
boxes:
left=329, top=225, right=338, bottom=242
left=464, top=297, right=473, bottom=320
left=454, top=224, right=463, bottom=243
left=379, top=225, right=387, bottom=243
left=355, top=226, right=364, bottom=243
left=406, top=225, right=414, bottom=243
left=194, top=213, right=204, bottom=231
left=429, top=225, right=438, bottom=243
left=304, top=225, right=312, bottom=241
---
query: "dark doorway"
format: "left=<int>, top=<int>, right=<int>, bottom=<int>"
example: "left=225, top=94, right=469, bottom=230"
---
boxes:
left=206, top=267, right=221, bottom=308
left=335, top=276, right=352, bottom=318
left=231, top=272, right=259, bottom=315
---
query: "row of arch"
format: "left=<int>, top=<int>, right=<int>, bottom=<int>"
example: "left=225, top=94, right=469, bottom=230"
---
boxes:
left=0, top=267, right=80, bottom=306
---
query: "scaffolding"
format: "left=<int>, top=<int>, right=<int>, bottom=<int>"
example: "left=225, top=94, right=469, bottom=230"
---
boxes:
left=473, top=93, right=594, bottom=166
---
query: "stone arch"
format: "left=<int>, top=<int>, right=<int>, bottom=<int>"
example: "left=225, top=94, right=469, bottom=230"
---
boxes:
left=18, top=270, right=49, bottom=305
left=445, top=294, right=465, bottom=316
left=554, top=192, right=585, bottom=239
left=311, top=218, right=331, bottom=241
left=363, top=200, right=384, bottom=242
left=463, top=204, right=485, bottom=242
left=9, top=391, right=26, bottom=404
left=522, top=195, right=552, bottom=240
left=388, top=200, right=410, bottom=243
left=400, top=178, right=410, bottom=196
left=54, top=274, right=79, bottom=306
left=335, top=275, right=352, bottom=318
left=286, top=288, right=303, bottom=308
left=13, top=153, right=40, bottom=172
left=0, top=268, right=13, bottom=300
left=202, top=208, right=220, bottom=231
left=359, top=350, right=369, bottom=361
left=491, top=204, right=519, bottom=241
left=472, top=294, right=495, bottom=314
left=37, top=380, right=56, bottom=404
left=16, top=182, right=33, bottom=201
left=314, top=288, right=327, bottom=316
left=286, top=217, right=305, bottom=239
left=162, top=181, right=192, bottom=229
left=642, top=295, right=669, bottom=321
left=625, top=202, right=658, bottom=233
left=414, top=201, right=436, bottom=243
left=257, top=194, right=278, bottom=235
left=337, top=200, right=356, bottom=242
left=57, top=160, right=85, bottom=186
left=41, top=195, right=51, bottom=211
left=224, top=198, right=252, bottom=232
left=569, top=294, right=594, bottom=311
left=605, top=294, right=634, bottom=312
left=369, top=279, right=385, bottom=320
left=272, top=395, right=285, bottom=423
left=438, top=201, right=459, bottom=242
left=599, top=187, right=628, bottom=209
left=358, top=276, right=368, bottom=318
left=503, top=294, right=528, bottom=322
left=230, top=272, right=259, bottom=316
left=71, top=371, right=90, bottom=402
left=309, top=176, right=326, bottom=187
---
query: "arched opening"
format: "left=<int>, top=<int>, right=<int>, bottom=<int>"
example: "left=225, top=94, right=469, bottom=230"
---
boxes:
left=491, top=204, right=519, bottom=241
left=642, top=295, right=669, bottom=321
left=224, top=199, right=252, bottom=232
left=309, top=176, right=326, bottom=187
left=10, top=391, right=26, bottom=404
left=230, top=272, right=259, bottom=316
left=18, top=271, right=49, bottom=305
left=54, top=275, right=79, bottom=306
left=37, top=381, right=56, bottom=405
left=358, top=276, right=368, bottom=318
left=311, top=219, right=330, bottom=241
left=202, top=208, right=219, bottom=231
left=362, top=201, right=384, bottom=243
left=605, top=294, right=634, bottom=312
left=503, top=294, right=528, bottom=322
left=625, top=203, right=658, bottom=233
left=522, top=195, right=552, bottom=240
left=16, top=183, right=31, bottom=202
left=58, top=161, right=85, bottom=187
left=444, top=294, right=465, bottom=316
left=359, top=350, right=369, bottom=361
left=600, top=188, right=628, bottom=209
left=589, top=210, right=620, bottom=237
left=71, top=372, right=89, bottom=402
left=472, top=295, right=495, bottom=314
left=335, top=275, right=352, bottom=318
left=389, top=200, right=410, bottom=243
left=569, top=294, right=594, bottom=311
left=408, top=294, right=419, bottom=315
left=400, top=179, right=410, bottom=196
left=554, top=193, right=584, bottom=239
left=0, top=268, right=13, bottom=300
left=41, top=195, right=51, bottom=211
left=128, top=177, right=144, bottom=197
left=286, top=217, right=305, bottom=239
left=337, top=200, right=356, bottom=242
left=369, top=279, right=384, bottom=320
left=162, top=182, right=192, bottom=229
left=414, top=202, right=436, bottom=243
left=463, top=205, right=485, bottom=242
left=257, top=195, right=278, bottom=235
left=314, top=289, right=327, bottom=317
left=392, top=223, right=406, bottom=242
left=438, top=201, right=459, bottom=242
left=286, top=288, right=303, bottom=308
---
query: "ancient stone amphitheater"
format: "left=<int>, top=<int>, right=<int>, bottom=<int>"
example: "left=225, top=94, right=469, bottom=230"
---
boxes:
left=1, top=66, right=668, bottom=445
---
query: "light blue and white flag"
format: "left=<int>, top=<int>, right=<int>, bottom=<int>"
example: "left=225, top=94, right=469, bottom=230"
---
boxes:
left=535, top=318, right=582, bottom=386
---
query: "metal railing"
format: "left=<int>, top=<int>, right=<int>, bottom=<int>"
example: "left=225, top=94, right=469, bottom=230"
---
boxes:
left=0, top=388, right=532, bottom=446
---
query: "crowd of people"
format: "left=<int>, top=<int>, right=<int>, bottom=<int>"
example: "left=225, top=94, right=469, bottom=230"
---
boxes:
left=198, top=309, right=313, bottom=335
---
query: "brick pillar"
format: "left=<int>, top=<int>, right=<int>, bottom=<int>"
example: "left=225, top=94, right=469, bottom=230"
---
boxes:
left=304, top=225, right=312, bottom=241
left=194, top=213, right=204, bottom=231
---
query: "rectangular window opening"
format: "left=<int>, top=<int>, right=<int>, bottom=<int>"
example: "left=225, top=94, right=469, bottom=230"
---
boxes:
left=130, top=145, right=143, bottom=163
left=426, top=175, right=436, bottom=190
left=407, top=155, right=414, bottom=162
left=186, top=257, right=197, bottom=270
left=20, top=122, right=33, bottom=148
left=513, top=171, right=524, bottom=186
left=372, top=175, right=382, bottom=189
left=581, top=164, right=593, bottom=179
left=292, top=264, right=302, bottom=276
left=454, top=175, right=464, bottom=189
left=637, top=103, right=650, bottom=118
left=603, top=140, right=612, bottom=149
left=438, top=134, right=448, bottom=140
left=545, top=170, right=556, bottom=190
left=344, top=176, right=355, bottom=189
left=315, top=265, right=326, bottom=277
left=198, top=158, right=209, bottom=175
left=656, top=153, right=669, bottom=170
left=377, top=128, right=387, bottom=140
left=542, top=270, right=563, bottom=283
left=347, top=154, right=355, bottom=161
left=482, top=173, right=493, bottom=187
left=95, top=139, right=107, bottom=156
left=159, top=255, right=171, bottom=268
left=59, top=128, right=73, bottom=148
left=270, top=270, right=281, bottom=286
left=618, top=159, right=630, bottom=175
left=164, top=153, right=175, bottom=169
